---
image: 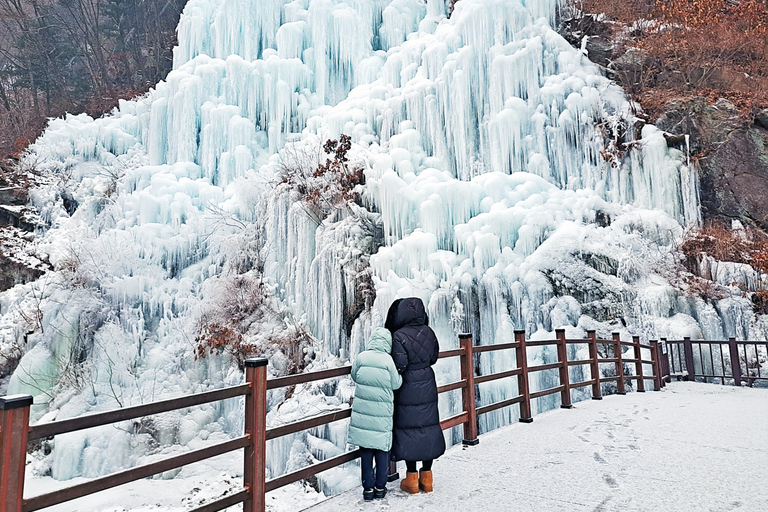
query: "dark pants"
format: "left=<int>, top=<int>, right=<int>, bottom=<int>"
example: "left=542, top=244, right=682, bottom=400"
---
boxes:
left=405, top=459, right=432, bottom=472
left=360, top=448, right=389, bottom=489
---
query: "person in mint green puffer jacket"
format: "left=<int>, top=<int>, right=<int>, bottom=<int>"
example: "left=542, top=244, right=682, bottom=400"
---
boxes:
left=348, top=327, right=402, bottom=500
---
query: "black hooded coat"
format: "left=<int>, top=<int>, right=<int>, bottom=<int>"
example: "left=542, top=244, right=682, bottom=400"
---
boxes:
left=385, top=298, right=446, bottom=462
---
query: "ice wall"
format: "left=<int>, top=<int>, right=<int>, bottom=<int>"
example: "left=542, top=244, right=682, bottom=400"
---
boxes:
left=1, top=0, right=763, bottom=502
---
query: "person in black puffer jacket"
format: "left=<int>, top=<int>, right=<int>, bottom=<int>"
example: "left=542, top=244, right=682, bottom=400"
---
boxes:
left=385, top=297, right=446, bottom=494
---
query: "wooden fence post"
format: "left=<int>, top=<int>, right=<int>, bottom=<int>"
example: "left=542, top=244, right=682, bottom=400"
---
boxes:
left=555, top=329, right=572, bottom=408
left=0, top=394, right=33, bottom=512
left=728, top=337, right=742, bottom=387
left=632, top=336, right=645, bottom=392
left=244, top=358, right=268, bottom=512
left=587, top=330, right=602, bottom=400
left=613, top=333, right=626, bottom=395
left=650, top=341, right=661, bottom=391
left=459, top=334, right=479, bottom=445
left=515, top=330, right=533, bottom=423
left=683, top=337, right=695, bottom=382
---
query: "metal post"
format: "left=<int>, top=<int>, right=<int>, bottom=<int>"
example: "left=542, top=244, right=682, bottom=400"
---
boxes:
left=459, top=334, right=479, bottom=445
left=613, top=333, right=626, bottom=395
left=633, top=336, right=645, bottom=392
left=387, top=460, right=399, bottom=483
left=0, top=394, right=34, bottom=512
left=650, top=341, right=661, bottom=391
left=683, top=337, right=695, bottom=382
left=587, top=330, right=602, bottom=400
left=244, top=358, right=268, bottom=512
left=660, top=338, right=671, bottom=384
left=555, top=329, right=572, bottom=408
left=728, top=337, right=742, bottom=387
left=515, top=330, right=533, bottom=423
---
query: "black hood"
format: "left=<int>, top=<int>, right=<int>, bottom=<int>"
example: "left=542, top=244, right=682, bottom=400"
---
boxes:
left=385, top=297, right=428, bottom=332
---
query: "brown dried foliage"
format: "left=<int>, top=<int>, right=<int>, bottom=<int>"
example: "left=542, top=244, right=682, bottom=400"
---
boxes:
left=575, top=0, right=768, bottom=119
left=194, top=321, right=250, bottom=367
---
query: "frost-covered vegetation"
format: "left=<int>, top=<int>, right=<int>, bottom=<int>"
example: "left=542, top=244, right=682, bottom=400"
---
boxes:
left=0, top=0, right=766, bottom=505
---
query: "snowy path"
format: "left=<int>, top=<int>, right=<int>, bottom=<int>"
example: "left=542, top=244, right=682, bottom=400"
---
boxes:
left=303, top=382, right=768, bottom=512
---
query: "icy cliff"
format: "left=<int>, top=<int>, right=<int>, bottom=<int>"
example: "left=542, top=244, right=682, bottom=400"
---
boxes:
left=0, top=0, right=763, bottom=502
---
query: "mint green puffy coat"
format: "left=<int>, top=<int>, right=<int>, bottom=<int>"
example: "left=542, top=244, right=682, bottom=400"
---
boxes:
left=347, top=328, right=403, bottom=451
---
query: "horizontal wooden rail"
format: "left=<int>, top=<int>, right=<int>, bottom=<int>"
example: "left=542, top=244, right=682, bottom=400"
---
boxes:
left=266, top=409, right=351, bottom=441
left=438, top=348, right=465, bottom=358
left=265, top=450, right=361, bottom=493
left=528, top=362, right=562, bottom=373
left=525, top=340, right=558, bottom=347
left=437, top=380, right=466, bottom=393
left=439, top=411, right=469, bottom=430
left=188, top=490, right=249, bottom=512
left=473, top=342, right=520, bottom=353
left=23, top=436, right=250, bottom=511
left=474, top=368, right=522, bottom=385
left=529, top=386, right=565, bottom=400
left=475, top=396, right=524, bottom=416
left=266, top=367, right=351, bottom=390
left=28, top=384, right=251, bottom=441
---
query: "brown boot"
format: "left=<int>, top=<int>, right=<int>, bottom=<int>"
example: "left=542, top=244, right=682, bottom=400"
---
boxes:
left=400, top=471, right=419, bottom=494
left=419, top=470, right=433, bottom=492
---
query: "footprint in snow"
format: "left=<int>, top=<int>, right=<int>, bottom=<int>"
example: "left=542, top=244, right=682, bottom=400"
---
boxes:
left=603, top=474, right=619, bottom=489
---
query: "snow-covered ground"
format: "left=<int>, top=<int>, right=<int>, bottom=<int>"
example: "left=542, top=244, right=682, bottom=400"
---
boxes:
left=23, top=381, right=768, bottom=512
left=307, top=382, right=768, bottom=512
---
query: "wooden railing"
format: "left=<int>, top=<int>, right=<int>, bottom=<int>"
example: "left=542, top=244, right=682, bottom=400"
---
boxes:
left=661, top=337, right=768, bottom=387
left=0, top=330, right=660, bottom=512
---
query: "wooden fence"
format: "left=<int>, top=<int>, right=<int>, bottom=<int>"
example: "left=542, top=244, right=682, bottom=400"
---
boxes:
left=0, top=330, right=661, bottom=512
left=660, top=337, right=768, bottom=387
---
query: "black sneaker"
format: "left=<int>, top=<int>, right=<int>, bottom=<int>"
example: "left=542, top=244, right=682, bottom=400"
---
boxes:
left=373, top=487, right=387, bottom=499
left=363, top=488, right=374, bottom=501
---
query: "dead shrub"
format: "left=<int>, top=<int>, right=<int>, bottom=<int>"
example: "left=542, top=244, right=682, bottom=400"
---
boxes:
left=194, top=321, right=252, bottom=368
left=278, top=134, right=365, bottom=224
left=218, top=276, right=267, bottom=326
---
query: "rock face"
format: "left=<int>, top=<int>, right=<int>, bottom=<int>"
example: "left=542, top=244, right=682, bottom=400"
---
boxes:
left=555, top=11, right=768, bottom=232
left=0, top=182, right=49, bottom=292
left=655, top=97, right=768, bottom=229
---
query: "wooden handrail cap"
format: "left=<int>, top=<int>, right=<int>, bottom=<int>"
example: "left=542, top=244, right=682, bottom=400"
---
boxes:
left=244, top=358, right=269, bottom=368
left=0, top=394, right=34, bottom=410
